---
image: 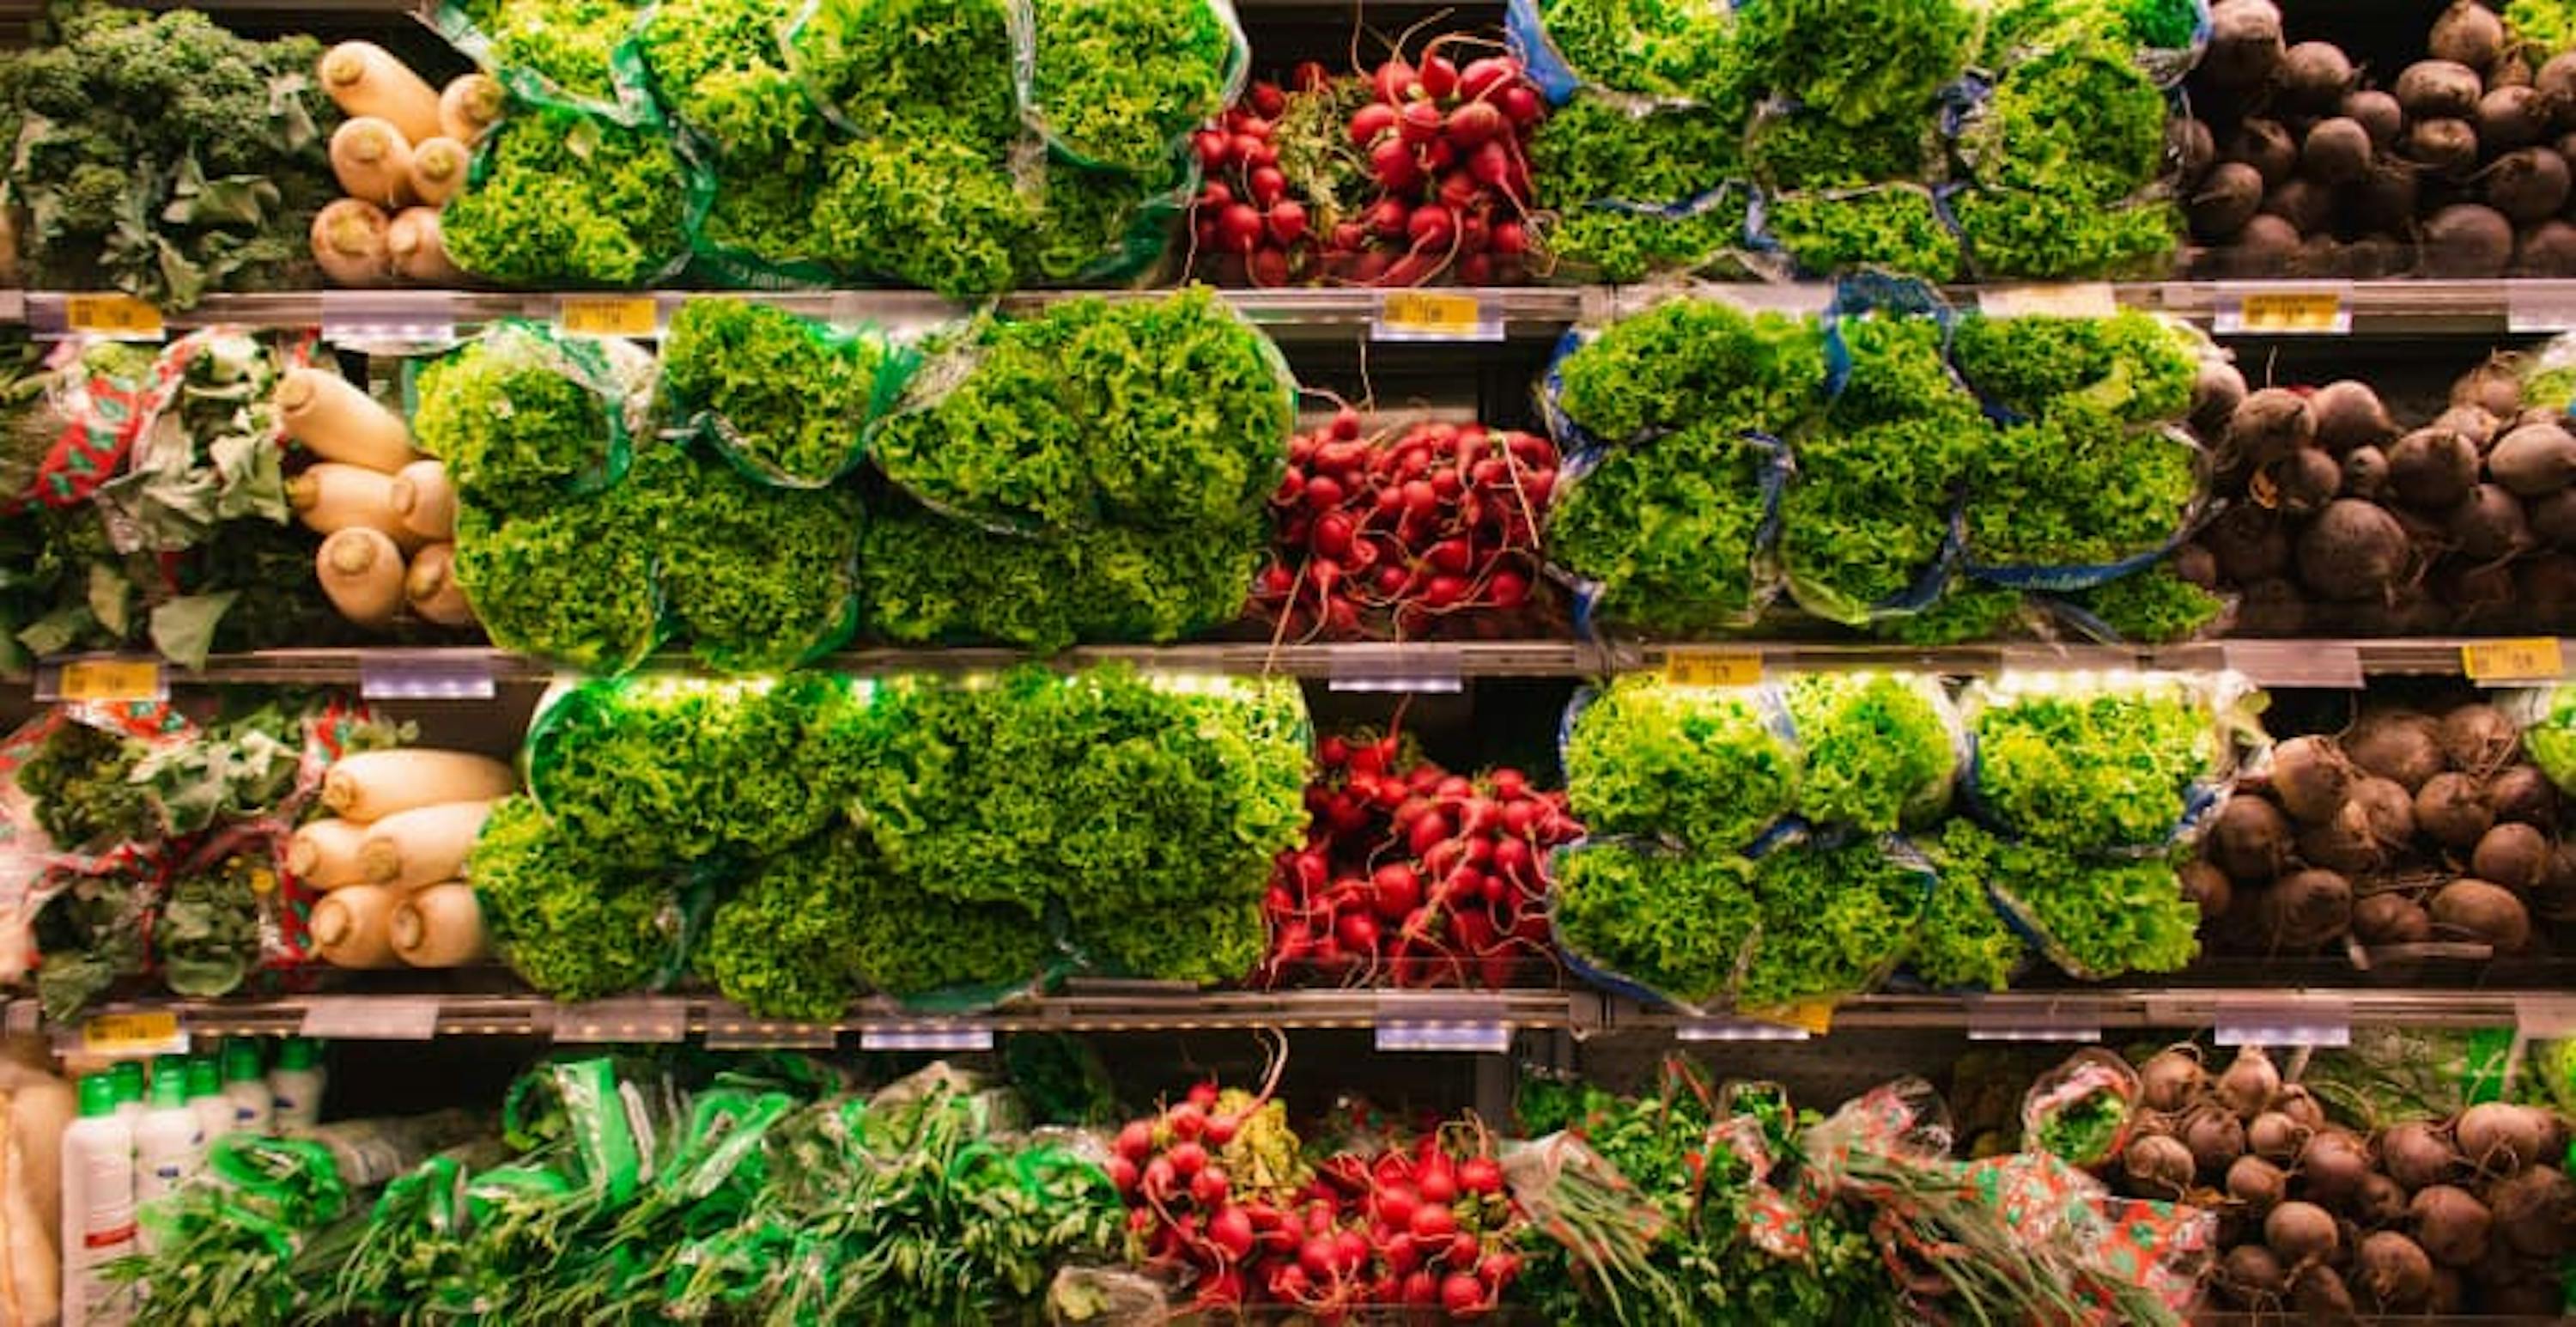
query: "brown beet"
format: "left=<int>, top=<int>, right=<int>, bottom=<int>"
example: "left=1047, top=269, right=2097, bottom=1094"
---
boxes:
left=2439, top=703, right=2521, bottom=771
left=2208, top=502, right=2289, bottom=581
left=2448, top=484, right=2532, bottom=560
left=2411, top=1184, right=2494, bottom=1268
left=2470, top=820, right=2550, bottom=891
left=2482, top=147, right=2573, bottom=223
left=2404, top=118, right=2483, bottom=177
left=2348, top=711, right=2446, bottom=789
left=2487, top=764, right=2559, bottom=827
left=2204, top=0, right=2287, bottom=90
left=2429, top=877, right=2531, bottom=950
left=2480, top=85, right=2555, bottom=155
left=2422, top=204, right=2517, bottom=276
left=2299, top=116, right=2372, bottom=185
left=2310, top=380, right=2397, bottom=455
left=2340, top=445, right=2389, bottom=498
left=2228, top=118, right=2300, bottom=186
left=2386, top=427, right=2482, bottom=510
left=2453, top=359, right=2526, bottom=417
left=2295, top=500, right=2415, bottom=600
left=2353, top=891, right=2432, bottom=943
left=2358, top=1230, right=2436, bottom=1307
left=2190, top=161, right=2266, bottom=241
left=2488, top=420, right=2576, bottom=495
left=2211, top=794, right=2294, bottom=881
left=2399, top=59, right=2488, bottom=121
left=2179, top=857, right=2234, bottom=919
left=2268, top=735, right=2356, bottom=825
left=2262, top=867, right=2354, bottom=948
left=2432, top=0, right=2507, bottom=70
left=2384, top=1119, right=2464, bottom=1190
left=2415, top=772, right=2496, bottom=849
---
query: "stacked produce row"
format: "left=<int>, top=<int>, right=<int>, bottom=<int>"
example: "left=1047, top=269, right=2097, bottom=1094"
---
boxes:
left=40, top=1034, right=2570, bottom=1324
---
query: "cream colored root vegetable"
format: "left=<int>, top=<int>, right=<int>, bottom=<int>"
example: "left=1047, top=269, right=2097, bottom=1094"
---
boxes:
left=322, top=749, right=514, bottom=825
left=319, top=42, right=443, bottom=147
left=404, top=543, right=477, bottom=627
left=406, top=138, right=469, bottom=208
left=331, top=117, right=416, bottom=208
left=277, top=367, right=418, bottom=472
left=0, top=1040, right=72, bottom=1238
left=438, top=74, right=505, bottom=146
left=290, top=463, right=422, bottom=549
left=358, top=800, right=494, bottom=891
left=392, top=884, right=488, bottom=967
left=391, top=460, right=455, bottom=541
left=0, top=1109, right=58, bottom=1327
left=311, top=198, right=392, bottom=288
left=288, top=819, right=373, bottom=890
left=317, top=527, right=405, bottom=630
left=387, top=207, right=466, bottom=285
left=311, top=886, right=400, bottom=968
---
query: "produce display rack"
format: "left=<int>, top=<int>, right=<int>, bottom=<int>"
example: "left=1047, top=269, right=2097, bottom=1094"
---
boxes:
left=23, top=277, right=2576, bottom=342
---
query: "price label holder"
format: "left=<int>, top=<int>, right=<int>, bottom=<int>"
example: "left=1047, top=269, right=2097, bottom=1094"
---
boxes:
left=2462, top=637, right=2567, bottom=683
left=2516, top=994, right=2576, bottom=1038
left=1371, top=291, right=1504, bottom=343
left=1674, top=1015, right=1809, bottom=1043
left=2214, top=996, right=2350, bottom=1048
left=58, top=293, right=166, bottom=341
left=551, top=997, right=688, bottom=1044
left=1662, top=648, right=1761, bottom=688
left=2508, top=282, right=2576, bottom=333
left=556, top=295, right=661, bottom=339
left=2213, top=283, right=2352, bottom=335
left=300, top=996, right=440, bottom=1041
left=858, top=1020, right=993, bottom=1052
left=2221, top=640, right=2364, bottom=690
left=360, top=652, right=499, bottom=701
left=1374, top=993, right=1511, bottom=1053
left=1327, top=645, right=1463, bottom=693
left=703, top=1016, right=838, bottom=1051
left=37, top=655, right=167, bottom=703
left=0, top=291, right=25, bottom=325
left=1975, top=283, right=2119, bottom=319
left=77, top=1011, right=185, bottom=1058
left=1964, top=997, right=2104, bottom=1044
left=319, top=290, right=459, bottom=351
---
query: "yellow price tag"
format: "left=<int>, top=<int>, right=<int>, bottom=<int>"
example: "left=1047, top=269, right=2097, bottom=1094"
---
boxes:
left=58, top=658, right=161, bottom=702
left=2237, top=291, right=2344, bottom=332
left=1750, top=1001, right=1836, bottom=1035
left=1663, top=648, right=1762, bottom=688
left=1378, top=291, right=1485, bottom=337
left=556, top=295, right=658, bottom=338
left=81, top=1011, right=180, bottom=1055
left=64, top=295, right=163, bottom=338
left=2463, top=637, right=2566, bottom=682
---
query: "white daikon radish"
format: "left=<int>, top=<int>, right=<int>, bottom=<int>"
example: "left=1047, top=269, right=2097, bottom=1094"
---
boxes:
left=277, top=368, right=417, bottom=473
left=289, top=463, right=422, bottom=549
left=392, top=884, right=488, bottom=967
left=331, top=117, right=415, bottom=207
left=358, top=800, right=494, bottom=891
left=317, top=527, right=405, bottom=630
left=404, top=543, right=476, bottom=627
left=288, top=819, right=372, bottom=891
left=438, top=73, right=505, bottom=146
left=390, top=460, right=455, bottom=541
left=323, top=750, right=514, bottom=825
left=0, top=1101, right=58, bottom=1327
left=311, top=198, right=392, bottom=288
left=319, top=42, right=443, bottom=147
left=311, top=886, right=400, bottom=968
left=406, top=139, right=469, bottom=208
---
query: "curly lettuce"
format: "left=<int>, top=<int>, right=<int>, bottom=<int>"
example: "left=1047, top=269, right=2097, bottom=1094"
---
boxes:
left=451, top=494, right=662, bottom=673
left=1028, top=0, right=1233, bottom=177
left=1966, top=678, right=2217, bottom=853
left=470, top=795, right=682, bottom=1001
left=628, top=443, right=861, bottom=672
left=1546, top=423, right=1775, bottom=634
left=1564, top=677, right=1799, bottom=852
left=700, top=828, right=866, bottom=1021
left=1783, top=673, right=1956, bottom=832
left=441, top=105, right=689, bottom=287
left=1553, top=840, right=1758, bottom=1007
left=659, top=297, right=898, bottom=486
left=1556, top=299, right=1824, bottom=443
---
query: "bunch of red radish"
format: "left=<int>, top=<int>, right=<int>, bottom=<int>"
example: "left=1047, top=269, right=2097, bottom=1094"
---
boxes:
left=1112, top=1080, right=1524, bottom=1318
left=1256, top=408, right=1559, bottom=641
left=1191, top=41, right=1546, bottom=287
left=1261, top=727, right=1581, bottom=989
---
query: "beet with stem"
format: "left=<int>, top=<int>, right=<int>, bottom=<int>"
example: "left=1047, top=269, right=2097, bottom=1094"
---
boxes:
left=2429, top=877, right=2532, bottom=950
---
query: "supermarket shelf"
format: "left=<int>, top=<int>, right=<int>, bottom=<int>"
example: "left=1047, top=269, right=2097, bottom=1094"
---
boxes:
left=27, top=280, right=2576, bottom=340
left=47, top=984, right=2576, bottom=1044
left=33, top=636, right=2567, bottom=690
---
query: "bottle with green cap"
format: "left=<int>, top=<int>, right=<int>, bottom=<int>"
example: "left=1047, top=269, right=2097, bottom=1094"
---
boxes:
left=221, top=1039, right=272, bottom=1135
left=109, top=1059, right=145, bottom=1123
left=270, top=1036, right=325, bottom=1130
left=135, top=1054, right=203, bottom=1211
left=61, top=1073, right=136, bottom=1326
left=185, top=1057, right=232, bottom=1145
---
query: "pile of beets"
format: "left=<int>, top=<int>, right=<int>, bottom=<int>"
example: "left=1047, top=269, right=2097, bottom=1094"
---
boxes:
left=1260, top=729, right=1582, bottom=988
left=1112, top=1080, right=1526, bottom=1317
left=1256, top=408, right=1559, bottom=641
left=1191, top=40, right=1546, bottom=286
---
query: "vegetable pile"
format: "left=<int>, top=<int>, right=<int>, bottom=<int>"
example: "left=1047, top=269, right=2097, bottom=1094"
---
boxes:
left=1543, top=296, right=2221, bottom=642
left=2206, top=698, right=2572, bottom=961
left=496, top=664, right=1307, bottom=1014
left=1255, top=407, right=1558, bottom=640
left=862, top=288, right=1285, bottom=651
left=1258, top=729, right=1582, bottom=988
left=2113, top=1044, right=2576, bottom=1317
left=2181, top=0, right=2576, bottom=277
left=1109, top=1076, right=1528, bottom=1315
left=2, top=696, right=409, bottom=1016
left=0, top=2, right=340, bottom=307
left=1518, top=0, right=2189, bottom=282
left=2185, top=359, right=2576, bottom=637
left=1189, top=41, right=1547, bottom=287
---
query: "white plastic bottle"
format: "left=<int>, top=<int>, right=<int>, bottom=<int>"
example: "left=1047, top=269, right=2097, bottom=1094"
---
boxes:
left=186, top=1057, right=233, bottom=1146
left=268, top=1037, right=325, bottom=1131
left=133, top=1056, right=204, bottom=1216
left=220, top=1040, right=272, bottom=1136
left=60, top=1074, right=136, bottom=1327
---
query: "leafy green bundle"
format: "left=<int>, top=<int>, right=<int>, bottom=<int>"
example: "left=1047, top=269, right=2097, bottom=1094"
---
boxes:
left=1935, top=819, right=2199, bottom=978
left=1965, top=675, right=2224, bottom=853
left=443, top=105, right=692, bottom=288
left=469, top=794, right=689, bottom=1001
left=1564, top=677, right=1799, bottom=852
left=1555, top=299, right=1824, bottom=443
left=1949, top=311, right=2200, bottom=425
left=1029, top=0, right=1236, bottom=176
left=1545, top=423, right=1777, bottom=633
left=0, top=3, right=338, bottom=307
left=628, top=443, right=862, bottom=672
left=1783, top=672, right=1957, bottom=832
left=658, top=297, right=905, bottom=486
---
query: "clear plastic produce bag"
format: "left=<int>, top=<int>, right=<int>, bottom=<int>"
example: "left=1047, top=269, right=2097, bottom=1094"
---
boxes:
left=657, top=297, right=918, bottom=489
left=1503, top=0, right=1737, bottom=107
left=1959, top=668, right=2263, bottom=855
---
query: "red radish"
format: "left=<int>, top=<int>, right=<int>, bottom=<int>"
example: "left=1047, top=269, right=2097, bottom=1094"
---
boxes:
left=1217, top=204, right=1263, bottom=253
left=1419, top=54, right=1459, bottom=98
left=1442, top=1273, right=1485, bottom=1313
left=1460, top=56, right=1520, bottom=99
left=1349, top=101, right=1398, bottom=146
left=1499, top=83, right=1541, bottom=125
left=1249, top=167, right=1289, bottom=207
left=1267, top=201, right=1309, bottom=244
left=1374, top=59, right=1415, bottom=105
